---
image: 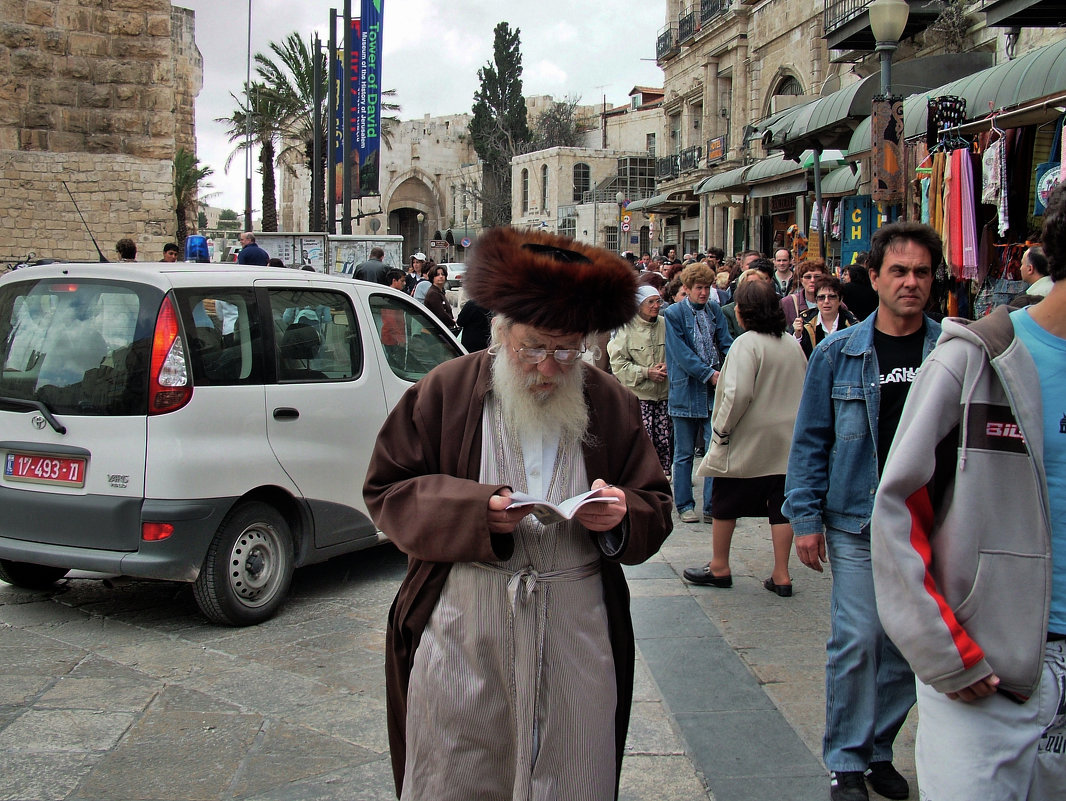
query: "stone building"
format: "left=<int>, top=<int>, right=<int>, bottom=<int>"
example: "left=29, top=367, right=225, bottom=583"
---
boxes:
left=647, top=0, right=1066, bottom=259
left=0, top=0, right=201, bottom=263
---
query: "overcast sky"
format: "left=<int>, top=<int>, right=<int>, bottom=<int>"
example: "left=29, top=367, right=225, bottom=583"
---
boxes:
left=179, top=0, right=666, bottom=213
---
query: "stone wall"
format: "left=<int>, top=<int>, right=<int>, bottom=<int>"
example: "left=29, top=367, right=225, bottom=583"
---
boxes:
left=0, top=0, right=201, bottom=262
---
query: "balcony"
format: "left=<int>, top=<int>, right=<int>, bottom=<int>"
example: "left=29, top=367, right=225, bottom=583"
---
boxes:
left=979, top=0, right=1064, bottom=27
left=679, top=145, right=704, bottom=172
left=657, top=24, right=680, bottom=61
left=657, top=155, right=681, bottom=181
left=701, top=0, right=730, bottom=25
left=679, top=8, right=698, bottom=43
left=824, top=0, right=945, bottom=53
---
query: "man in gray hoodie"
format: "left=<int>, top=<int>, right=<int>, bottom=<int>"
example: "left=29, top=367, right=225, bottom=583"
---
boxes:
left=872, top=182, right=1066, bottom=800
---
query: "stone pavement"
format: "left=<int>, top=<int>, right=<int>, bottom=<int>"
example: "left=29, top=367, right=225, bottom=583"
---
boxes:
left=627, top=509, right=918, bottom=801
left=0, top=509, right=917, bottom=801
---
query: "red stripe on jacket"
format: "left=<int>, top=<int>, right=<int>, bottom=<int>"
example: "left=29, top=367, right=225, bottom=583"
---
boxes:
left=906, top=487, right=985, bottom=668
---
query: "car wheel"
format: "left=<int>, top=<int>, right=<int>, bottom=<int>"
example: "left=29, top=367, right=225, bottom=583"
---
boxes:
left=193, top=502, right=294, bottom=626
left=0, top=559, right=69, bottom=589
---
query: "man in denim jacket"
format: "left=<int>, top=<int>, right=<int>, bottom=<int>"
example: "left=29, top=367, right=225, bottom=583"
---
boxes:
left=783, top=222, right=943, bottom=801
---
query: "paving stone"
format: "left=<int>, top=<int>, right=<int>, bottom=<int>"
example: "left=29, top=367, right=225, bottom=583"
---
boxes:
left=0, top=709, right=134, bottom=752
left=0, top=752, right=95, bottom=801
left=626, top=700, right=686, bottom=755
left=35, top=676, right=160, bottom=714
left=227, top=720, right=379, bottom=797
left=73, top=710, right=260, bottom=801
left=0, top=674, right=52, bottom=706
left=238, top=756, right=396, bottom=801
left=619, top=754, right=709, bottom=801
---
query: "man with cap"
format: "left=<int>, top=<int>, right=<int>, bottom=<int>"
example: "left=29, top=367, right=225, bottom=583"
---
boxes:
left=364, top=227, right=673, bottom=801
left=608, top=284, right=672, bottom=477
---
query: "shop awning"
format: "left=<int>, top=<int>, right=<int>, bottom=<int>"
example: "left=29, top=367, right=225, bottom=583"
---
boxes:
left=694, top=164, right=750, bottom=194
left=820, top=163, right=862, bottom=195
left=625, top=190, right=696, bottom=213
left=757, top=53, right=994, bottom=158
left=849, top=38, right=1066, bottom=155
left=745, top=153, right=808, bottom=199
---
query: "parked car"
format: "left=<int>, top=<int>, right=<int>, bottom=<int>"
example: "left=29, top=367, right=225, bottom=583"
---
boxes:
left=0, top=262, right=464, bottom=624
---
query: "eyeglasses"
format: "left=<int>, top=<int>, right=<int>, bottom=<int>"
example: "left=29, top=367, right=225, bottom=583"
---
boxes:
left=512, top=346, right=585, bottom=365
left=643, top=298, right=663, bottom=306
left=816, top=293, right=839, bottom=302
left=802, top=273, right=821, bottom=281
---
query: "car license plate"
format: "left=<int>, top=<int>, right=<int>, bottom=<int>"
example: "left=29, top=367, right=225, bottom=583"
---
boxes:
left=4, top=452, right=87, bottom=487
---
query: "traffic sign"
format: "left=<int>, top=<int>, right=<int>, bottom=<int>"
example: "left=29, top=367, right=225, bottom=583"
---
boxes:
left=429, top=239, right=449, bottom=248
left=461, top=237, right=471, bottom=248
left=621, top=222, right=630, bottom=232
left=622, top=214, right=631, bottom=224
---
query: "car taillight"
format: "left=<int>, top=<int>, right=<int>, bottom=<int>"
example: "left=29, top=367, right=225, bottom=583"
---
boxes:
left=149, top=295, right=192, bottom=414
left=142, top=522, right=174, bottom=542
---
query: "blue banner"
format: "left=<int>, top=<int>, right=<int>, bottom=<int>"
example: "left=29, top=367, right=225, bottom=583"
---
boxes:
left=356, top=0, right=382, bottom=195
left=332, top=43, right=345, bottom=204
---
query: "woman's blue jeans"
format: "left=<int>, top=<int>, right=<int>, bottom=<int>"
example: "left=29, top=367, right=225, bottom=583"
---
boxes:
left=671, top=416, right=712, bottom=516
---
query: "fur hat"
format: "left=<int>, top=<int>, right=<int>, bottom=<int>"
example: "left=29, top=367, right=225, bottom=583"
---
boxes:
left=465, top=227, right=637, bottom=334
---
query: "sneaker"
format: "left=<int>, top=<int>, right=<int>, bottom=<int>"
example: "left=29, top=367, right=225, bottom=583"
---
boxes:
left=679, top=508, right=699, bottom=523
left=866, top=762, right=909, bottom=800
left=830, top=771, right=869, bottom=801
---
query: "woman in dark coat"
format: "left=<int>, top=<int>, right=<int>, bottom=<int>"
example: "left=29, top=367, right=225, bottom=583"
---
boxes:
left=422, top=264, right=457, bottom=331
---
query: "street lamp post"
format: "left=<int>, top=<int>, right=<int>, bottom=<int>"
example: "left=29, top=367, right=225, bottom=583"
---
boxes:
left=615, top=191, right=625, bottom=253
left=462, top=207, right=470, bottom=261
left=869, top=0, right=910, bottom=210
left=869, top=0, right=910, bottom=97
left=416, top=212, right=425, bottom=254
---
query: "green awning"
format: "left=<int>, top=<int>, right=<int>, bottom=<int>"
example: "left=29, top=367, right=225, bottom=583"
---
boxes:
left=820, top=163, right=862, bottom=195
left=623, top=193, right=668, bottom=212
left=760, top=53, right=993, bottom=158
left=625, top=190, right=695, bottom=214
left=745, top=153, right=804, bottom=183
left=849, top=38, right=1066, bottom=155
left=695, top=164, right=750, bottom=194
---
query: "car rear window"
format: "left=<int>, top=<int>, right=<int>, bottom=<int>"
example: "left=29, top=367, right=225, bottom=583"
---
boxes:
left=0, top=278, right=158, bottom=415
left=368, top=293, right=463, bottom=381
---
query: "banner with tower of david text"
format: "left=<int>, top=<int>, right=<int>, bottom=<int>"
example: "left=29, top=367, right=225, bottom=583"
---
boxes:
left=355, top=0, right=382, bottom=195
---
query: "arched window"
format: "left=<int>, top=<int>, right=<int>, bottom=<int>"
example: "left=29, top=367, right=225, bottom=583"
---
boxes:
left=521, top=168, right=529, bottom=214
left=775, top=76, right=802, bottom=97
left=573, top=163, right=590, bottom=202
left=541, top=164, right=549, bottom=211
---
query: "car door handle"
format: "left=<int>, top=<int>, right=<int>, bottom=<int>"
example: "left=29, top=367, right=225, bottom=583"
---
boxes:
left=273, top=407, right=300, bottom=420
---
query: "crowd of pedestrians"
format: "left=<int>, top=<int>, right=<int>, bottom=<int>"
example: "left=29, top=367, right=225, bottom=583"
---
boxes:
left=360, top=191, right=1065, bottom=800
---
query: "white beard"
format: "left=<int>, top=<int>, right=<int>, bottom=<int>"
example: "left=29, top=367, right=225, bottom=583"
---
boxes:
left=490, top=345, right=590, bottom=446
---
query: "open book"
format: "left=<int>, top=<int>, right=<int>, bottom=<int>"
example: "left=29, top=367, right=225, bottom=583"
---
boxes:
left=505, top=487, right=618, bottom=526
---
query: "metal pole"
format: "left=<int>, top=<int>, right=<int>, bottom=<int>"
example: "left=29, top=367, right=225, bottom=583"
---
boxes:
left=244, top=0, right=253, bottom=232
left=311, top=35, right=322, bottom=232
left=879, top=45, right=894, bottom=97
left=327, top=9, right=337, bottom=235
left=811, top=150, right=825, bottom=261
left=341, top=0, right=353, bottom=234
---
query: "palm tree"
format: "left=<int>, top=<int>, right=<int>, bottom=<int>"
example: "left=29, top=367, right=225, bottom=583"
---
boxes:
left=173, top=149, right=213, bottom=254
left=253, top=31, right=402, bottom=228
left=217, top=83, right=285, bottom=231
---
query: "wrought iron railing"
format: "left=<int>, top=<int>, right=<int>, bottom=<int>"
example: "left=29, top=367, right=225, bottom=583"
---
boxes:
left=701, top=0, right=729, bottom=25
left=679, top=9, right=697, bottom=43
left=656, top=156, right=681, bottom=181
left=824, top=0, right=871, bottom=35
left=657, top=24, right=680, bottom=60
left=679, top=145, right=704, bottom=172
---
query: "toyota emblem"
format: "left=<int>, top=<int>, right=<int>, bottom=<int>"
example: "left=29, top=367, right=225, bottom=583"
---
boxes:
left=31, top=415, right=47, bottom=430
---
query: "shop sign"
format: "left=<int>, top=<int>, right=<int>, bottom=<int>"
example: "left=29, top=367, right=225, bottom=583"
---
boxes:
left=841, top=195, right=899, bottom=266
left=769, top=195, right=794, bottom=214
left=705, top=135, right=728, bottom=164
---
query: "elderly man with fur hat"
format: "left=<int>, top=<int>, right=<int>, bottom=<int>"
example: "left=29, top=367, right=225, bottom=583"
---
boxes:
left=364, top=227, right=674, bottom=801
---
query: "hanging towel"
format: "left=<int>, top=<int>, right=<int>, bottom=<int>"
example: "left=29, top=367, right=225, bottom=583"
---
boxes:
left=958, top=149, right=979, bottom=279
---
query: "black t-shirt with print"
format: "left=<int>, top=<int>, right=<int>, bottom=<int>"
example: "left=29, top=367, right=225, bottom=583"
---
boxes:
left=874, top=324, right=926, bottom=474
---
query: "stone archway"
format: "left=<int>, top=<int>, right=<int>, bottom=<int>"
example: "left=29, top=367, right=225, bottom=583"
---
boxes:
left=387, top=175, right=440, bottom=260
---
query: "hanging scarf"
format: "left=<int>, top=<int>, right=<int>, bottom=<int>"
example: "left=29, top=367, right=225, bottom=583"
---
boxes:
left=688, top=299, right=718, bottom=368
left=957, top=149, right=979, bottom=280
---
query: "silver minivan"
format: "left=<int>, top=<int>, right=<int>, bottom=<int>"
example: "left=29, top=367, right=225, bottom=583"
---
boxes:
left=0, top=262, right=463, bottom=624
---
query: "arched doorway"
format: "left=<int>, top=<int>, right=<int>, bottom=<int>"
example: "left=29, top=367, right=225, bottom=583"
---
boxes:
left=387, top=176, right=439, bottom=261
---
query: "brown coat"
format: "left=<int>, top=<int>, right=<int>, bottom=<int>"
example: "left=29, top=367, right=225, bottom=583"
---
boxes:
left=363, top=350, right=673, bottom=796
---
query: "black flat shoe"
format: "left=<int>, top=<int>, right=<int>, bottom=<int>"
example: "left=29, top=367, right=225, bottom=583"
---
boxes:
left=763, top=577, right=793, bottom=597
left=683, top=566, right=732, bottom=587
